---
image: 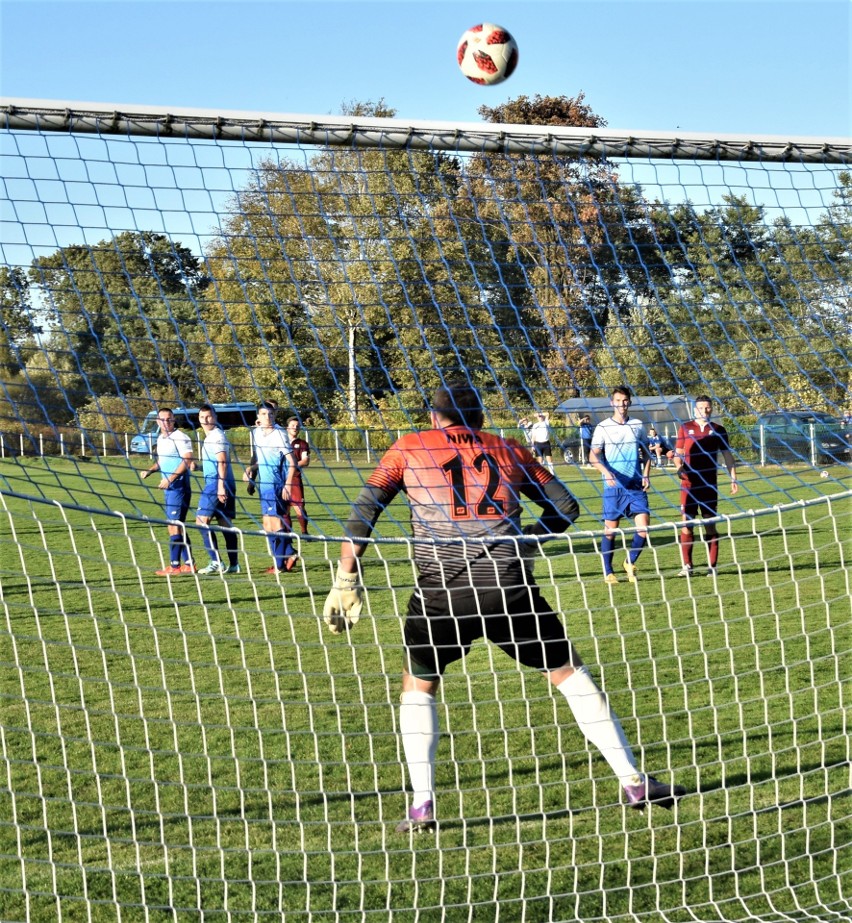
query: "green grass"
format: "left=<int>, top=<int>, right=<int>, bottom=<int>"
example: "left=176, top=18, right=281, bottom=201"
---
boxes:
left=0, top=457, right=850, bottom=921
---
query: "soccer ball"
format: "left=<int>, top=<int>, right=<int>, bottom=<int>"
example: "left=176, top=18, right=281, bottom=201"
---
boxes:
left=820, top=470, right=830, bottom=478
left=457, top=23, right=519, bottom=86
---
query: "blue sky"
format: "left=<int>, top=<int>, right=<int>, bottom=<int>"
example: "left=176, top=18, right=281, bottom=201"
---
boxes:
left=1, top=0, right=849, bottom=138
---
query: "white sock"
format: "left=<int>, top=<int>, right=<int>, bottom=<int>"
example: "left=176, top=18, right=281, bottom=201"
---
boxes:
left=399, top=691, right=439, bottom=806
left=557, top=667, right=640, bottom=785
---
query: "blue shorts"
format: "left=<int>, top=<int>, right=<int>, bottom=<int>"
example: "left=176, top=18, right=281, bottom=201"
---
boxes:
left=259, top=485, right=287, bottom=519
left=196, top=485, right=236, bottom=520
left=164, top=489, right=191, bottom=522
left=602, top=486, right=649, bottom=522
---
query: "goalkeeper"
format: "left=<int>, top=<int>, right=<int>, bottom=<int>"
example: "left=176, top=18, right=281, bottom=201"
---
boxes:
left=323, top=381, right=686, bottom=833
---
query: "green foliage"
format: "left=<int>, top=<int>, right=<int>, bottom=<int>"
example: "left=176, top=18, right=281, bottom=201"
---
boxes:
left=8, top=98, right=851, bottom=431
left=29, top=231, right=209, bottom=405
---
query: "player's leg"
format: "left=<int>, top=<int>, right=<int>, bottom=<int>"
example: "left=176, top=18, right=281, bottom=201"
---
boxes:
left=396, top=590, right=474, bottom=832
left=398, top=668, right=441, bottom=833
left=215, top=511, right=240, bottom=572
left=622, top=501, right=650, bottom=582
left=601, top=520, right=619, bottom=583
left=497, top=594, right=684, bottom=809
left=678, top=489, right=698, bottom=576
left=698, top=491, right=720, bottom=573
left=215, top=491, right=240, bottom=572
left=156, top=521, right=184, bottom=574
left=289, top=482, right=309, bottom=533
left=158, top=494, right=193, bottom=574
left=260, top=487, right=297, bottom=572
left=195, top=512, right=223, bottom=574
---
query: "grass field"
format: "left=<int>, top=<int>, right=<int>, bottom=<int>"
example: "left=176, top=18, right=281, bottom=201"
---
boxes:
left=0, top=455, right=850, bottom=922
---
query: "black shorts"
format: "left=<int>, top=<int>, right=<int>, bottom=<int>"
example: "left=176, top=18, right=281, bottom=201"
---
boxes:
left=404, top=584, right=571, bottom=680
left=533, top=441, right=553, bottom=458
left=680, top=485, right=719, bottom=520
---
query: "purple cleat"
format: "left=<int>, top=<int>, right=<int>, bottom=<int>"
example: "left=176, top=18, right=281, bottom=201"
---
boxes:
left=623, top=775, right=686, bottom=810
left=396, top=800, right=436, bottom=833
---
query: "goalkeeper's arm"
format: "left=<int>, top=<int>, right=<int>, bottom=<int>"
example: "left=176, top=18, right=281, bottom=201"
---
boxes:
left=522, top=477, right=580, bottom=536
left=322, top=482, right=397, bottom=634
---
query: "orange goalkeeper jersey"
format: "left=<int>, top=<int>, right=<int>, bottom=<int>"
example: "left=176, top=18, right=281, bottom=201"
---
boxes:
left=347, top=425, right=577, bottom=589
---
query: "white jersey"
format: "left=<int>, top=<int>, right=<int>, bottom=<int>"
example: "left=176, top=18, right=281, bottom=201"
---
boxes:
left=253, top=425, right=292, bottom=487
left=156, top=429, right=193, bottom=481
left=591, top=417, right=647, bottom=486
left=530, top=420, right=551, bottom=443
left=201, top=427, right=235, bottom=488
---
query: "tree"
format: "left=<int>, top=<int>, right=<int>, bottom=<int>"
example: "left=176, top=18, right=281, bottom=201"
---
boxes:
left=443, top=94, right=665, bottom=405
left=619, top=193, right=851, bottom=413
left=30, top=231, right=209, bottom=411
left=199, top=101, right=488, bottom=425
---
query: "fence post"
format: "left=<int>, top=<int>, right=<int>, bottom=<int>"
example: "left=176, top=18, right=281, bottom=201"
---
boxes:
left=365, top=429, right=371, bottom=464
left=81, top=432, right=86, bottom=458
left=39, top=433, right=44, bottom=456
left=759, top=424, right=766, bottom=466
left=102, top=432, right=107, bottom=457
left=60, top=433, right=65, bottom=456
left=335, top=430, right=340, bottom=462
left=20, top=434, right=24, bottom=456
left=809, top=423, right=816, bottom=466
left=0, top=433, right=4, bottom=459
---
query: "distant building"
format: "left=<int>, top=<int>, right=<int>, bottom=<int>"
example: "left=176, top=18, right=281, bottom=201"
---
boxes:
left=555, top=395, right=694, bottom=432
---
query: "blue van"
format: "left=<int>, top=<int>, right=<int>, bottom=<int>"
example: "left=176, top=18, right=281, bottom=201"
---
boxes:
left=129, top=402, right=257, bottom=453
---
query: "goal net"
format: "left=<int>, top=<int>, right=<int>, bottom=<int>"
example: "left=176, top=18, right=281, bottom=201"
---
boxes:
left=1, top=99, right=850, bottom=922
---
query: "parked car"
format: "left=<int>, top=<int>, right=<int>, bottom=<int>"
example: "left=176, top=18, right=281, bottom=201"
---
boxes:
left=750, top=411, right=851, bottom=465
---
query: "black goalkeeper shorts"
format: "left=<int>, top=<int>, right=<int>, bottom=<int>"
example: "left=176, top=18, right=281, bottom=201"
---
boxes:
left=403, top=583, right=571, bottom=680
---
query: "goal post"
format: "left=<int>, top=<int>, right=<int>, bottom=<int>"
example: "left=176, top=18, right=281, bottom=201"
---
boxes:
left=0, top=98, right=850, bottom=922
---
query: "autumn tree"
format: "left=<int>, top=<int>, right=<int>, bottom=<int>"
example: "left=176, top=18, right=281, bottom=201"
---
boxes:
left=440, top=93, right=664, bottom=406
left=198, top=100, right=506, bottom=425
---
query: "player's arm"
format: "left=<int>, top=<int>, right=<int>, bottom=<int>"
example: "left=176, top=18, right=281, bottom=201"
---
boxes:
left=323, top=479, right=399, bottom=634
left=673, top=427, right=688, bottom=479
left=140, top=458, right=159, bottom=479
left=638, top=434, right=652, bottom=484
left=521, top=476, right=580, bottom=535
left=589, top=437, right=615, bottom=485
left=242, top=435, right=258, bottom=482
left=298, top=443, right=311, bottom=469
left=216, top=450, right=229, bottom=498
left=721, top=448, right=739, bottom=494
left=338, top=481, right=399, bottom=571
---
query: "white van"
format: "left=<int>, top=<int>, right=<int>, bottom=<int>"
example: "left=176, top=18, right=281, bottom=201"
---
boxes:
left=129, top=402, right=257, bottom=453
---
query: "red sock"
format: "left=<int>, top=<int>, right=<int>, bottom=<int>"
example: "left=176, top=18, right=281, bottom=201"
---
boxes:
left=708, top=535, right=719, bottom=567
left=679, top=532, right=693, bottom=566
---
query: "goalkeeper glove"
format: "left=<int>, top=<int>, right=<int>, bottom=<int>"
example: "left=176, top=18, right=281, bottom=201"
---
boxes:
left=322, top=564, right=363, bottom=634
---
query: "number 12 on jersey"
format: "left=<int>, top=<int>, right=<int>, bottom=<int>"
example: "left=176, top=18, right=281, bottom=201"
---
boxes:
left=442, top=453, right=505, bottom=519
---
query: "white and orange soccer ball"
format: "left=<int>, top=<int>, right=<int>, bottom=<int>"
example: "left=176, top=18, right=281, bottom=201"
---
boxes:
left=457, top=23, right=519, bottom=86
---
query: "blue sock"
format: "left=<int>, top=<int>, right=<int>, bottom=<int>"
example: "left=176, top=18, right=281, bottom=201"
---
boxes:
left=629, top=533, right=647, bottom=564
left=274, top=532, right=294, bottom=569
left=224, top=531, right=239, bottom=567
left=202, top=527, right=219, bottom=561
left=601, top=535, right=615, bottom=575
left=269, top=532, right=284, bottom=569
left=168, top=533, right=182, bottom=566
left=181, top=535, right=192, bottom=564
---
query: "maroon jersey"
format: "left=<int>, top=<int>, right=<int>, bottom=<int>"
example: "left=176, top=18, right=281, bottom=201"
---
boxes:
left=675, top=421, right=731, bottom=488
left=290, top=437, right=310, bottom=483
